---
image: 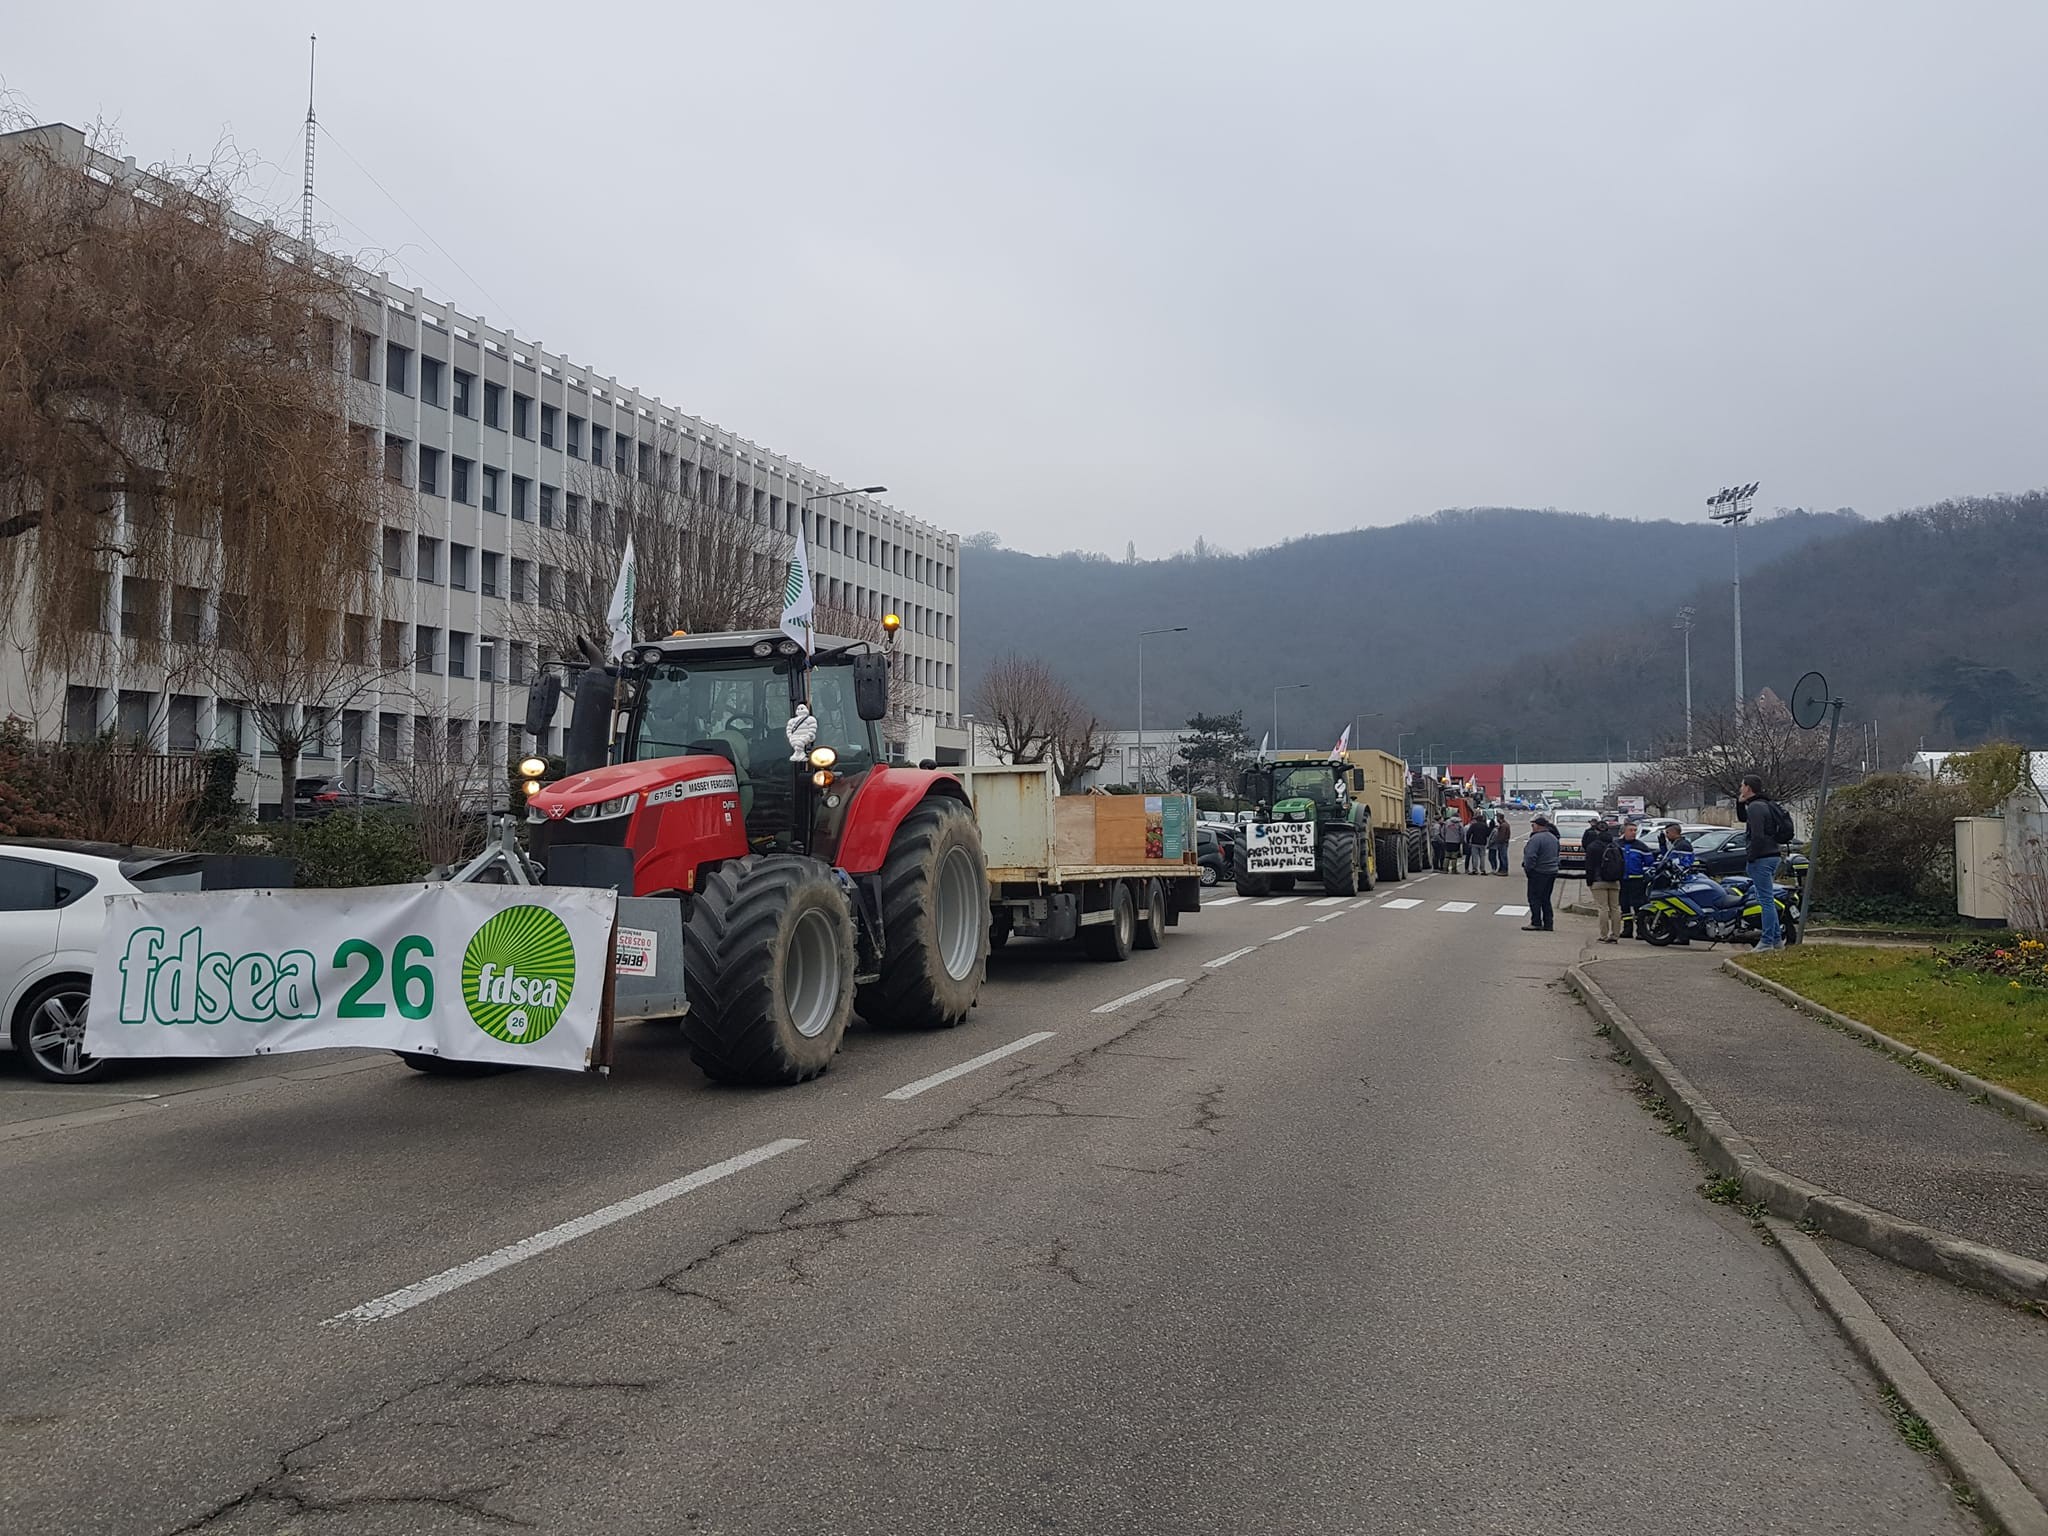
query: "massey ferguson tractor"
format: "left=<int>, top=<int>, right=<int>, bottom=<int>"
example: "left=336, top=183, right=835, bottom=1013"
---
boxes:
left=515, top=627, right=988, bottom=1087
left=1231, top=758, right=1375, bottom=899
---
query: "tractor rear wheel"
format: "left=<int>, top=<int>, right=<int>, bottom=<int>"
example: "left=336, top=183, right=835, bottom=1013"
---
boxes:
left=856, top=796, right=989, bottom=1030
left=1134, top=878, right=1167, bottom=950
left=682, top=854, right=856, bottom=1084
left=1319, top=827, right=1360, bottom=896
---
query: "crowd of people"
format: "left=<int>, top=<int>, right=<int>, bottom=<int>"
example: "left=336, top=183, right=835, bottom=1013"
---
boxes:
left=1427, top=809, right=1512, bottom=875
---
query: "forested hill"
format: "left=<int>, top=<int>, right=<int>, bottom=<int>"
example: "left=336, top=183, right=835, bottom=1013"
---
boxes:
left=961, top=507, right=1859, bottom=747
left=1383, top=491, right=2048, bottom=762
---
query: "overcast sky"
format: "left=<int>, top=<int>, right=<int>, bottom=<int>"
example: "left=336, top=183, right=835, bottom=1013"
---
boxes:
left=8, top=2, right=2044, bottom=554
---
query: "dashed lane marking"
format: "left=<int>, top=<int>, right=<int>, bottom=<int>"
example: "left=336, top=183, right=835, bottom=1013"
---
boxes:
left=1204, top=895, right=1248, bottom=907
left=323, top=1138, right=809, bottom=1326
left=883, top=1031, right=1058, bottom=1101
left=1259, top=897, right=1302, bottom=907
left=1307, top=896, right=1348, bottom=907
left=1204, top=946, right=1259, bottom=969
left=1268, top=925, right=1311, bottom=941
left=1091, top=978, right=1187, bottom=1015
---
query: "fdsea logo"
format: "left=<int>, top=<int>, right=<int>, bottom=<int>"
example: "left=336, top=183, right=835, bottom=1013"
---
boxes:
left=461, top=905, right=578, bottom=1043
left=117, top=926, right=320, bottom=1024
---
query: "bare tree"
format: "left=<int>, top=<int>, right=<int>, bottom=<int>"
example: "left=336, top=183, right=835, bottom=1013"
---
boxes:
left=973, top=654, right=1065, bottom=764
left=0, top=125, right=389, bottom=687
left=1050, top=708, right=1113, bottom=792
left=1611, top=761, right=1697, bottom=815
left=518, top=425, right=788, bottom=663
left=379, top=712, right=494, bottom=870
left=1671, top=697, right=1855, bottom=801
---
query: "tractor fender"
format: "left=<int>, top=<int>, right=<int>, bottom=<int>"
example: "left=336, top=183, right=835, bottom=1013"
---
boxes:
left=836, top=766, right=971, bottom=875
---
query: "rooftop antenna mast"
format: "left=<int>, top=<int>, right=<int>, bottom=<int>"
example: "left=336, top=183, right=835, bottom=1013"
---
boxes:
left=300, top=34, right=318, bottom=247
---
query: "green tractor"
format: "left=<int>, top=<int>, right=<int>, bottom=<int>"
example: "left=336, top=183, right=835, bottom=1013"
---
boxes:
left=1232, top=759, right=1376, bottom=898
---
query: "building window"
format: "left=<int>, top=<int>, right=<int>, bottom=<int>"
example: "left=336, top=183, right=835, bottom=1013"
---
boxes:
left=481, top=551, right=501, bottom=597
left=452, top=368, right=475, bottom=417
left=510, top=558, right=531, bottom=603
left=513, top=392, right=533, bottom=439
left=215, top=700, right=246, bottom=753
left=637, top=442, right=654, bottom=482
left=343, top=613, right=369, bottom=665
left=510, top=475, right=530, bottom=521
left=171, top=585, right=204, bottom=646
left=378, top=711, right=401, bottom=762
left=483, top=381, right=504, bottom=430
left=538, top=403, right=559, bottom=448
left=382, top=435, right=409, bottom=485
left=420, top=356, right=444, bottom=407
left=566, top=415, right=583, bottom=457
left=119, top=576, right=160, bottom=638
left=416, top=536, right=441, bottom=585
left=450, top=543, right=472, bottom=590
left=590, top=425, right=607, bottom=466
left=479, top=636, right=497, bottom=682
left=564, top=492, right=582, bottom=534
left=414, top=626, right=440, bottom=675
left=482, top=466, right=501, bottom=514
left=448, top=630, right=470, bottom=679
left=590, top=502, right=607, bottom=544
left=539, top=484, right=558, bottom=527
left=167, top=694, right=201, bottom=752
left=385, top=342, right=411, bottom=394
left=538, top=565, right=558, bottom=608
left=509, top=642, right=529, bottom=686
left=418, top=445, right=442, bottom=497
left=117, top=689, right=153, bottom=742
left=351, top=330, right=374, bottom=382
left=451, top=456, right=473, bottom=504
left=380, top=621, right=407, bottom=670
left=615, top=436, right=632, bottom=475
left=381, top=527, right=406, bottom=577
left=65, top=686, right=100, bottom=743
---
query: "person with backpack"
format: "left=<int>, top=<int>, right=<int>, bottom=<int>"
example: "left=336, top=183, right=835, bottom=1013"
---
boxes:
left=1583, top=819, right=1623, bottom=942
left=1739, top=775, right=1792, bottom=950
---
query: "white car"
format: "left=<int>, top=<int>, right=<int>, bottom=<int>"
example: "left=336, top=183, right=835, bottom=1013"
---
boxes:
left=0, top=840, right=207, bottom=1083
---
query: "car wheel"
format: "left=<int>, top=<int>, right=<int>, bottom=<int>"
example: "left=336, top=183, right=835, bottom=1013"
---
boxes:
left=12, top=977, right=110, bottom=1084
left=1199, top=862, right=1219, bottom=888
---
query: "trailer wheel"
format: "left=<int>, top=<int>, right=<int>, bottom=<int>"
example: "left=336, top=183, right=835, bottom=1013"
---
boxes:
left=683, top=854, right=856, bottom=1084
left=1377, top=829, right=1406, bottom=882
left=990, top=908, right=1012, bottom=952
left=1083, top=882, right=1136, bottom=962
left=1134, top=879, right=1166, bottom=951
left=1233, top=869, right=1271, bottom=898
left=857, top=796, right=988, bottom=1031
left=1318, top=828, right=1360, bottom=896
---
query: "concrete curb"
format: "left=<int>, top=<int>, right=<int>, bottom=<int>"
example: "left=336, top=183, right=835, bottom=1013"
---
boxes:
left=1723, top=958, right=2048, bottom=1134
left=1566, top=964, right=2048, bottom=1308
left=1769, top=1220, right=2048, bottom=1536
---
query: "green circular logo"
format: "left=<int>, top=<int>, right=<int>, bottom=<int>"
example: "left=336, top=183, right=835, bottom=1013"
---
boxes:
left=462, top=905, right=578, bottom=1044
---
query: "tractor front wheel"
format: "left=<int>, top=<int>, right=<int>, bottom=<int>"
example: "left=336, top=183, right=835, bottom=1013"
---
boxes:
left=1234, top=869, right=1272, bottom=898
left=682, top=854, right=856, bottom=1084
left=857, top=797, right=989, bottom=1030
left=1319, top=828, right=1360, bottom=897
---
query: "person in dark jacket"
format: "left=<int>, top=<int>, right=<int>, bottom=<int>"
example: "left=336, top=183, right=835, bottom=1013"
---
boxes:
left=1521, top=815, right=1560, bottom=930
left=1440, top=812, right=1465, bottom=872
left=1489, top=812, right=1511, bottom=873
left=1617, top=820, right=1656, bottom=938
left=1739, top=775, right=1786, bottom=949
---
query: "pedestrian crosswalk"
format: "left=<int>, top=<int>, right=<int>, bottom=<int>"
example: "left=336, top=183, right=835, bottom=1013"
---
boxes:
left=1204, top=893, right=1539, bottom=919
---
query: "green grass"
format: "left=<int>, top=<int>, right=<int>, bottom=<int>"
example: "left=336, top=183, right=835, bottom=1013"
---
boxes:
left=1739, top=945, right=2048, bottom=1107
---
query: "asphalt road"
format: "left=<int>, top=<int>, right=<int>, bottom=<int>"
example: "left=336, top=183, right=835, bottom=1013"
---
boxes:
left=0, top=871, right=1974, bottom=1534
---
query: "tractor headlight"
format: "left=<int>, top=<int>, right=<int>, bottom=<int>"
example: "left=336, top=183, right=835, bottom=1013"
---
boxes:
left=569, top=793, right=639, bottom=821
left=812, top=769, right=834, bottom=788
left=751, top=639, right=775, bottom=657
left=809, top=746, right=838, bottom=769
left=517, top=756, right=548, bottom=779
left=636, top=645, right=665, bottom=666
left=776, top=639, right=800, bottom=656
left=521, top=779, right=544, bottom=798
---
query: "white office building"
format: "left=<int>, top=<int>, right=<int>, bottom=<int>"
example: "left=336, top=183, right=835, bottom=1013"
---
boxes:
left=2, top=122, right=965, bottom=804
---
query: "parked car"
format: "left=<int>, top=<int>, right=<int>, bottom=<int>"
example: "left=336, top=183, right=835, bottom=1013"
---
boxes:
left=1197, top=826, right=1235, bottom=888
left=294, top=777, right=407, bottom=817
left=0, top=840, right=208, bottom=1083
left=1687, top=827, right=1810, bottom=883
left=1551, top=810, right=1605, bottom=872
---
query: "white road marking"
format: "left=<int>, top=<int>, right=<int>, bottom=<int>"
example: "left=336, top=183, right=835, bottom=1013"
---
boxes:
left=1410, top=873, right=1436, bottom=882
left=1349, top=899, right=1375, bottom=910
left=1497, top=904, right=1530, bottom=917
left=1437, top=901, right=1476, bottom=914
left=1259, top=896, right=1302, bottom=907
left=1381, top=898, right=1423, bottom=910
left=1204, top=895, right=1248, bottom=907
left=1091, top=978, right=1187, bottom=1015
left=1307, top=896, right=1348, bottom=907
left=1204, top=946, right=1259, bottom=969
left=1268, top=924, right=1311, bottom=941
left=883, top=1031, right=1058, bottom=1100
left=1315, top=912, right=1345, bottom=923
left=323, top=1138, right=808, bottom=1326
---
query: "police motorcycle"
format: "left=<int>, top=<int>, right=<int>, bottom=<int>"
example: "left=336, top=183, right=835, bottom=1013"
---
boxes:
left=1637, top=852, right=1799, bottom=947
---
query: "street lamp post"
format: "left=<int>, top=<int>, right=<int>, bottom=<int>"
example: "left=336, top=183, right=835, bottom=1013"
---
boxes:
left=1706, top=483, right=1758, bottom=712
left=1675, top=605, right=1696, bottom=753
left=1137, top=626, right=1189, bottom=792
left=1395, top=729, right=1416, bottom=762
left=1272, top=683, right=1309, bottom=759
left=1352, top=711, right=1382, bottom=755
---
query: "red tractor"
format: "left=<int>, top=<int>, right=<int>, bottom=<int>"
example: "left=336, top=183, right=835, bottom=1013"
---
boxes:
left=518, top=628, right=988, bottom=1086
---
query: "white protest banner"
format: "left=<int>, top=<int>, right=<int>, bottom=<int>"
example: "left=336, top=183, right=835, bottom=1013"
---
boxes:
left=88, top=883, right=618, bottom=1072
left=1242, top=822, right=1317, bottom=874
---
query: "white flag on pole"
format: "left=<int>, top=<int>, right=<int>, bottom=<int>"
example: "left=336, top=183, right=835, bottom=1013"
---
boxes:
left=1258, top=731, right=1270, bottom=761
left=605, top=534, right=637, bottom=662
left=1329, top=724, right=1351, bottom=761
left=780, top=523, right=816, bottom=651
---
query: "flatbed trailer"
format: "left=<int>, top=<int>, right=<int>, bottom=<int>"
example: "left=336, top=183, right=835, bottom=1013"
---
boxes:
left=957, top=764, right=1201, bottom=961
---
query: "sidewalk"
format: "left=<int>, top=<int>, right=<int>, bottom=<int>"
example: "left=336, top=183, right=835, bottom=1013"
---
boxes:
left=1582, top=948, right=2048, bottom=1268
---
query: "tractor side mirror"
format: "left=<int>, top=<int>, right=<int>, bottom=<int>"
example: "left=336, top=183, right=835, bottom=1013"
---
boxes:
left=563, top=667, right=616, bottom=774
left=852, top=654, right=890, bottom=722
left=523, top=672, right=562, bottom=739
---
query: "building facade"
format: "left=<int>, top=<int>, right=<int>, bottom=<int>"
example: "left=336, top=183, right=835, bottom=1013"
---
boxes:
left=3, top=123, right=964, bottom=803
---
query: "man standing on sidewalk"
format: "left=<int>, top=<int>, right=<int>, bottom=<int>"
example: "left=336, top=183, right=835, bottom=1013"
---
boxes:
left=1584, top=820, right=1624, bottom=942
left=1489, top=811, right=1511, bottom=873
left=1522, top=815, right=1560, bottom=931
left=1738, top=774, right=1786, bottom=950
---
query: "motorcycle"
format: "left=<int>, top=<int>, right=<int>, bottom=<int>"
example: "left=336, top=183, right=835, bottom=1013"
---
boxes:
left=1638, top=854, right=1799, bottom=947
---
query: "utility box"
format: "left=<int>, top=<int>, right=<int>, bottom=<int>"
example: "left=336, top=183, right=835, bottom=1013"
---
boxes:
left=1955, top=817, right=2007, bottom=924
